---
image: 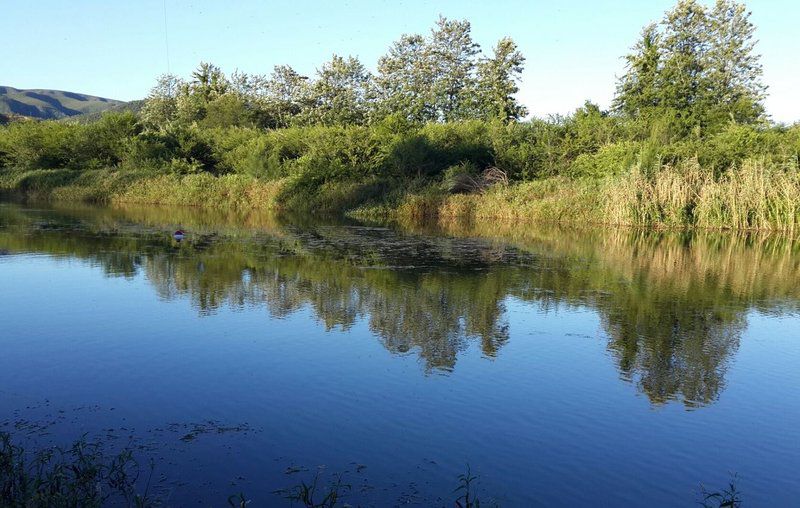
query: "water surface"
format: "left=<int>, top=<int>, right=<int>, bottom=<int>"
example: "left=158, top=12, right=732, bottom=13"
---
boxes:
left=1, top=201, right=799, bottom=506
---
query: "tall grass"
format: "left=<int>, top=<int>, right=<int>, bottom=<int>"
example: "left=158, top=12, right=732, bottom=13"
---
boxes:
left=390, top=159, right=800, bottom=231
left=114, top=173, right=283, bottom=209
left=0, top=432, right=157, bottom=508
left=605, top=159, right=800, bottom=230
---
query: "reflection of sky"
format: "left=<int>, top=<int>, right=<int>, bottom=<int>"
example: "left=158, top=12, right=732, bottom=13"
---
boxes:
left=2, top=252, right=800, bottom=506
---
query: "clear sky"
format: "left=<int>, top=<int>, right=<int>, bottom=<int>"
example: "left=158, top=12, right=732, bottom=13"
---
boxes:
left=2, top=0, right=798, bottom=123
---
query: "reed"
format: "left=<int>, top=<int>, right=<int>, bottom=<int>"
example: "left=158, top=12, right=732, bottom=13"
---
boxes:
left=393, top=158, right=800, bottom=231
left=2, top=157, right=799, bottom=231
left=0, top=431, right=157, bottom=508
left=113, top=173, right=284, bottom=209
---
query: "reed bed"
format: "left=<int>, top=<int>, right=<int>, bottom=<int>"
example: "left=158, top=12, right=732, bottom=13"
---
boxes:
left=396, top=159, right=800, bottom=231
left=3, top=158, right=799, bottom=231
left=113, top=173, right=284, bottom=209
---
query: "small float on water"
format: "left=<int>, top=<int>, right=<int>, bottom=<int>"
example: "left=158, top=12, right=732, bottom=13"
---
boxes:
left=173, top=229, right=186, bottom=241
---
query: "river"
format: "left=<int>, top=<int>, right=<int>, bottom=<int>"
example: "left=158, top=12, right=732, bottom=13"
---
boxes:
left=1, top=200, right=798, bottom=506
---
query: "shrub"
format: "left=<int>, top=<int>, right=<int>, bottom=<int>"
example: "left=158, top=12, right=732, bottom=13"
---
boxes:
left=0, top=121, right=76, bottom=169
left=570, top=141, right=641, bottom=178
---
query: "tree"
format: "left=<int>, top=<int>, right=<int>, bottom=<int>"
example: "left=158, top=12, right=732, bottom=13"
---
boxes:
left=705, top=0, right=766, bottom=124
left=303, top=55, right=373, bottom=126
left=614, top=23, right=662, bottom=120
left=202, top=94, right=252, bottom=128
left=613, top=0, right=767, bottom=135
left=476, top=37, right=527, bottom=121
left=375, top=34, right=434, bottom=122
left=659, top=0, right=711, bottom=128
left=176, top=62, right=230, bottom=124
left=265, top=65, right=310, bottom=127
left=140, top=74, right=184, bottom=128
left=189, top=62, right=229, bottom=102
left=428, top=17, right=480, bottom=122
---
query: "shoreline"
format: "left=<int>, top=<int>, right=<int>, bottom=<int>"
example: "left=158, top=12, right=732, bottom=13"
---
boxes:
left=3, top=165, right=800, bottom=234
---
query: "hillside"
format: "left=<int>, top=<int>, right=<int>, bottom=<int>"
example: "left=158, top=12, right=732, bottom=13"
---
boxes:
left=61, top=99, right=145, bottom=124
left=0, top=86, right=125, bottom=120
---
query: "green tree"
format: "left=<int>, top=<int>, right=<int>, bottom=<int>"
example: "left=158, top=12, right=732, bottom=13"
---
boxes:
left=428, top=16, right=480, bottom=122
left=614, top=0, right=766, bottom=136
left=176, top=62, right=230, bottom=124
left=189, top=62, right=229, bottom=102
left=265, top=65, right=311, bottom=127
left=303, top=55, right=373, bottom=126
left=614, top=24, right=662, bottom=121
left=476, top=37, right=527, bottom=121
left=659, top=0, right=711, bottom=131
left=375, top=34, right=433, bottom=123
left=140, top=74, right=184, bottom=129
left=705, top=0, right=766, bottom=124
left=201, top=94, right=252, bottom=128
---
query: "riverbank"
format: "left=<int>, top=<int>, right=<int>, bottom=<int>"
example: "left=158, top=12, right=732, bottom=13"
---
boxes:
left=3, top=158, right=800, bottom=231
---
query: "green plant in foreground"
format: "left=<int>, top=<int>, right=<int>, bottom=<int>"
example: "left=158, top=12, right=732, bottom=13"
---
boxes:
left=700, top=474, right=743, bottom=508
left=1, top=429, right=749, bottom=507
left=273, top=469, right=351, bottom=508
left=454, top=465, right=482, bottom=508
left=227, top=492, right=251, bottom=507
left=0, top=431, right=157, bottom=508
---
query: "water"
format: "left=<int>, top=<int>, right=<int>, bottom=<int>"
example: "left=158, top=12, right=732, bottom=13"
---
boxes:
left=1, top=200, right=799, bottom=506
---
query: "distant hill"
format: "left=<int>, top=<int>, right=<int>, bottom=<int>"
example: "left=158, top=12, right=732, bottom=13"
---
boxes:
left=0, top=86, right=126, bottom=120
left=61, top=99, right=146, bottom=124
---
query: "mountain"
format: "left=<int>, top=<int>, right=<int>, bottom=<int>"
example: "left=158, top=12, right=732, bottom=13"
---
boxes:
left=0, top=86, right=125, bottom=120
left=61, top=99, right=146, bottom=124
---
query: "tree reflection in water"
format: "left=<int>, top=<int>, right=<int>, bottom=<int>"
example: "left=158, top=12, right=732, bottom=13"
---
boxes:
left=3, top=202, right=799, bottom=407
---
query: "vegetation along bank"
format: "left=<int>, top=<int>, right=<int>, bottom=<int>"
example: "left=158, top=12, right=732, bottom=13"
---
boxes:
left=1, top=0, right=799, bottom=230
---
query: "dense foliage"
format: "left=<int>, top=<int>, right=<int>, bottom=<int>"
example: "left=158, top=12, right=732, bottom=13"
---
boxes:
left=614, top=0, right=767, bottom=136
left=0, top=1, right=798, bottom=227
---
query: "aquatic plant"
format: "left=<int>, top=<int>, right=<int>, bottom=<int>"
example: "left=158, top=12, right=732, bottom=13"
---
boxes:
left=0, top=431, right=157, bottom=508
left=454, top=465, right=483, bottom=508
left=273, top=469, right=351, bottom=508
left=700, top=474, right=743, bottom=508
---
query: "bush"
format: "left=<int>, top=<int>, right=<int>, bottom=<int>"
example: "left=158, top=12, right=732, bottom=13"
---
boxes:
left=570, top=141, right=641, bottom=178
left=0, top=121, right=76, bottom=169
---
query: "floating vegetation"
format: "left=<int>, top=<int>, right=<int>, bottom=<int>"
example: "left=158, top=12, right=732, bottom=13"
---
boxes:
left=166, top=421, right=255, bottom=443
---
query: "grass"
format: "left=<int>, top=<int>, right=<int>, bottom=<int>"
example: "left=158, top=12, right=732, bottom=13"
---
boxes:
left=603, top=159, right=800, bottom=230
left=0, top=430, right=748, bottom=507
left=0, top=110, right=797, bottom=229
left=114, top=173, right=283, bottom=209
left=0, top=168, right=151, bottom=202
left=454, top=465, right=484, bottom=508
left=0, top=168, right=285, bottom=210
left=701, top=474, right=743, bottom=508
left=273, top=469, right=351, bottom=508
left=374, top=159, right=800, bottom=231
left=0, top=432, right=157, bottom=508
left=2, top=157, right=799, bottom=231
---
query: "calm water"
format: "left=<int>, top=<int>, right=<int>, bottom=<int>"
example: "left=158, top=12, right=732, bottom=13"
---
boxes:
left=1, top=200, right=799, bottom=506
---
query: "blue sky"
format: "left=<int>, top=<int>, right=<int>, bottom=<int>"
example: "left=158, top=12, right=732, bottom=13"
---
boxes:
left=2, top=0, right=798, bottom=122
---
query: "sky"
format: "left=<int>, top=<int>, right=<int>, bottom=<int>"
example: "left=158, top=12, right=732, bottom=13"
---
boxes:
left=2, top=0, right=798, bottom=123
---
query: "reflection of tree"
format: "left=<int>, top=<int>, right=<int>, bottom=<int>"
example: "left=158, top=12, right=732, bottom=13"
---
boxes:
left=4, top=203, right=800, bottom=406
left=603, top=305, right=743, bottom=407
left=366, top=274, right=509, bottom=371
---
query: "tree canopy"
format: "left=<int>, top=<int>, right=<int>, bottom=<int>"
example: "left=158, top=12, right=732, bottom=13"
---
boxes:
left=614, top=0, right=766, bottom=135
left=141, top=17, right=527, bottom=130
